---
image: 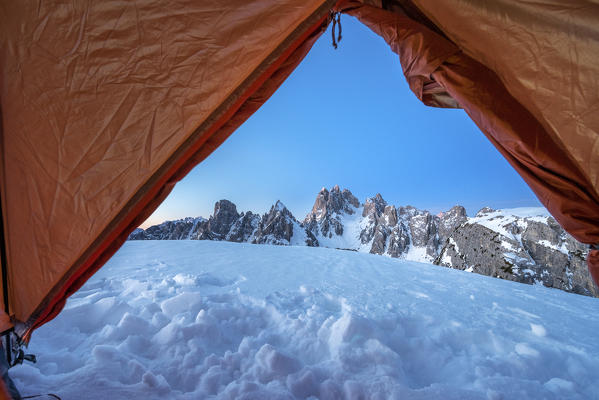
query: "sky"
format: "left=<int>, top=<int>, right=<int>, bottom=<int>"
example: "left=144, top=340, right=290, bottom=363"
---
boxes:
left=141, top=16, right=541, bottom=228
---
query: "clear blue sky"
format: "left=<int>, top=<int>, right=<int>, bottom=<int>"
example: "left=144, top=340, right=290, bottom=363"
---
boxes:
left=141, top=16, right=540, bottom=228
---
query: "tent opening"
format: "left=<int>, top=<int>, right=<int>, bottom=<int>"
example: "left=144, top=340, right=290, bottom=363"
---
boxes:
left=1, top=0, right=598, bottom=397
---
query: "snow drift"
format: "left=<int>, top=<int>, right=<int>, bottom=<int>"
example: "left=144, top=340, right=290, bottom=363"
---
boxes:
left=11, top=241, right=599, bottom=399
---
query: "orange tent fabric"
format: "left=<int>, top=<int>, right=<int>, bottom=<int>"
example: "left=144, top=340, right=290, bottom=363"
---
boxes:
left=339, top=0, right=599, bottom=244
left=338, top=0, right=599, bottom=280
left=0, top=0, right=597, bottom=345
left=413, top=0, right=599, bottom=197
left=0, top=0, right=336, bottom=338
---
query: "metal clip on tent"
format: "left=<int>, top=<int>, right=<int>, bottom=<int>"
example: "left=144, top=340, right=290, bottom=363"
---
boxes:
left=3, top=329, right=36, bottom=368
left=331, top=11, right=342, bottom=49
left=13, top=349, right=37, bottom=366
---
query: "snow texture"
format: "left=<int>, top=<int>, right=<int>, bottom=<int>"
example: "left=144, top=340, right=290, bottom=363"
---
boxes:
left=468, top=207, right=549, bottom=239
left=12, top=241, right=599, bottom=399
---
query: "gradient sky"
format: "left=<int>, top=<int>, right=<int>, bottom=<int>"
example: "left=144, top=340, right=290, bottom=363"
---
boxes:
left=141, top=16, right=541, bottom=228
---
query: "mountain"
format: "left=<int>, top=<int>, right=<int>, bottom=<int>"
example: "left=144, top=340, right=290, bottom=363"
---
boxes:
left=129, top=217, right=207, bottom=240
left=132, top=200, right=316, bottom=247
left=130, top=187, right=597, bottom=297
left=437, top=207, right=591, bottom=295
left=252, top=200, right=318, bottom=246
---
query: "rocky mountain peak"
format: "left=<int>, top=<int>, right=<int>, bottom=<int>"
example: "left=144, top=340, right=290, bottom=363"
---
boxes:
left=398, top=205, right=420, bottom=218
left=209, top=200, right=239, bottom=236
left=267, top=200, right=295, bottom=220
left=305, top=185, right=359, bottom=224
left=440, top=205, right=467, bottom=219
left=363, top=193, right=387, bottom=218
left=303, top=186, right=359, bottom=240
left=383, top=205, right=398, bottom=226
left=438, top=205, right=468, bottom=242
left=226, top=211, right=260, bottom=243
left=252, top=201, right=296, bottom=245
left=306, top=188, right=330, bottom=222
left=273, top=200, right=288, bottom=213
left=214, top=199, right=237, bottom=215
left=476, top=207, right=496, bottom=217
left=252, top=200, right=317, bottom=246
left=129, top=188, right=598, bottom=297
left=342, top=188, right=360, bottom=209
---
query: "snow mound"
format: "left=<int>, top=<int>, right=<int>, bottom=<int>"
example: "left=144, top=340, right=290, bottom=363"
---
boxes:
left=11, top=241, right=599, bottom=399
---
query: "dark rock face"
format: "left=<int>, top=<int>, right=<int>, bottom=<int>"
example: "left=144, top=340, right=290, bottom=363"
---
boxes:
left=435, top=210, right=597, bottom=297
left=304, top=230, right=319, bottom=247
left=383, top=205, right=398, bottom=227
left=226, top=212, right=260, bottom=243
left=359, top=195, right=387, bottom=246
left=370, top=223, right=388, bottom=255
left=438, top=205, right=467, bottom=243
left=304, top=186, right=359, bottom=239
left=128, top=228, right=147, bottom=240
left=350, top=195, right=459, bottom=261
left=475, top=207, right=496, bottom=217
left=362, top=194, right=386, bottom=219
left=253, top=201, right=296, bottom=245
left=129, top=217, right=207, bottom=240
left=436, top=223, right=532, bottom=282
left=208, top=200, right=240, bottom=238
left=408, top=212, right=439, bottom=259
left=129, top=186, right=598, bottom=297
left=387, top=222, right=410, bottom=257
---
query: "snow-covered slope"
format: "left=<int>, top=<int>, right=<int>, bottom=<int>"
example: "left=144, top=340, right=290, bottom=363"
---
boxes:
left=11, top=241, right=599, bottom=399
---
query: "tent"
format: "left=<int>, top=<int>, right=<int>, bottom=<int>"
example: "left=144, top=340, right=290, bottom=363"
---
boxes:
left=0, top=0, right=598, bottom=394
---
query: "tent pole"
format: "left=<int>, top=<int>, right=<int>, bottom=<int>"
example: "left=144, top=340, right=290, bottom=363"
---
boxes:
left=0, top=192, right=8, bottom=317
left=0, top=105, right=8, bottom=318
left=0, top=111, right=12, bottom=371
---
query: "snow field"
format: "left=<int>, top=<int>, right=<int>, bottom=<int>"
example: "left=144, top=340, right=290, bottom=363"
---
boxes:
left=466, top=207, right=550, bottom=241
left=11, top=241, right=599, bottom=399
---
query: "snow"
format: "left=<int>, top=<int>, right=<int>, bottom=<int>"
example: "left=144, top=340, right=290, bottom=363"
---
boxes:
left=187, top=218, right=205, bottom=239
left=312, top=210, right=364, bottom=251
left=440, top=238, right=458, bottom=266
left=290, top=221, right=308, bottom=246
left=530, top=323, right=547, bottom=337
left=477, top=208, right=550, bottom=219
left=274, top=200, right=287, bottom=212
left=11, top=241, right=599, bottom=400
left=538, top=240, right=568, bottom=254
left=404, top=245, right=432, bottom=263
left=499, top=208, right=550, bottom=218
left=468, top=207, right=549, bottom=239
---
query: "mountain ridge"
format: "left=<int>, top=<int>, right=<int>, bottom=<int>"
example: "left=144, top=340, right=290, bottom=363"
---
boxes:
left=130, top=186, right=597, bottom=297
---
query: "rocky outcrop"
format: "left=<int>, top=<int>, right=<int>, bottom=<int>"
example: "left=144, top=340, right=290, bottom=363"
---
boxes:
left=387, top=222, right=410, bottom=257
left=360, top=194, right=388, bottom=249
left=130, top=217, right=207, bottom=240
left=254, top=201, right=297, bottom=245
left=436, top=209, right=597, bottom=297
left=438, top=206, right=468, bottom=243
left=207, top=200, right=239, bottom=238
left=226, top=212, right=260, bottom=243
left=304, top=185, right=359, bottom=239
left=437, top=223, right=528, bottom=281
left=130, top=186, right=597, bottom=297
left=408, top=212, right=440, bottom=259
